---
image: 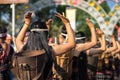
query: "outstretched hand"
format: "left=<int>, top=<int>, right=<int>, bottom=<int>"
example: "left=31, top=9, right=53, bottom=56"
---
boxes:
left=86, top=18, right=94, bottom=28
left=46, top=19, right=52, bottom=30
left=55, top=12, right=70, bottom=24
left=24, top=11, right=32, bottom=24
left=96, top=28, right=104, bottom=36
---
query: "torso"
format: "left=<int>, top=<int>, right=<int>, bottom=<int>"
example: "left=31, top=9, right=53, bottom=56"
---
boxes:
left=15, top=47, right=54, bottom=80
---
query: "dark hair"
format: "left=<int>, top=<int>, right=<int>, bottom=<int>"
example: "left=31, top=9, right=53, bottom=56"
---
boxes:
left=61, top=25, right=67, bottom=39
left=22, top=20, right=50, bottom=53
left=75, top=31, right=86, bottom=43
left=0, top=26, right=7, bottom=34
left=0, top=26, right=7, bottom=40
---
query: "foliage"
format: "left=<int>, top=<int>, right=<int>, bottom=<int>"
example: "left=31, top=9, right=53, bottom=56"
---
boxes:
left=0, top=0, right=110, bottom=38
left=35, top=4, right=100, bottom=38
left=99, top=1, right=110, bottom=14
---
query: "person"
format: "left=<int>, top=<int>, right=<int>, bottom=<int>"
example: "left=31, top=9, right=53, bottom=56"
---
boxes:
left=111, top=40, right=120, bottom=80
left=87, top=28, right=106, bottom=80
left=53, top=26, right=74, bottom=80
left=0, top=25, right=15, bottom=80
left=5, top=33, right=12, bottom=45
left=71, top=18, right=97, bottom=80
left=15, top=11, right=75, bottom=80
left=96, top=35, right=117, bottom=80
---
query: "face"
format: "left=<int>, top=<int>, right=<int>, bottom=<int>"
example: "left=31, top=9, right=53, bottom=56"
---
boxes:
left=5, top=39, right=12, bottom=44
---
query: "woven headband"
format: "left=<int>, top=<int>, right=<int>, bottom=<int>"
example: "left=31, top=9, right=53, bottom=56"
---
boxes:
left=75, top=37, right=86, bottom=40
left=61, top=33, right=67, bottom=37
left=0, top=33, right=7, bottom=38
left=31, top=29, right=48, bottom=32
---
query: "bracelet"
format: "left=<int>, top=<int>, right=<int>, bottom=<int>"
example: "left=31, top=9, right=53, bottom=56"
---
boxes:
left=25, top=23, right=30, bottom=26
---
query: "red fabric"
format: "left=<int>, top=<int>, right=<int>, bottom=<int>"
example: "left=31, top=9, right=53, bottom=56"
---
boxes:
left=115, top=25, right=120, bottom=36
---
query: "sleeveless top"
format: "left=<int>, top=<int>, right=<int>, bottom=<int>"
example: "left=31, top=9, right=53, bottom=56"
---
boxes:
left=14, top=46, right=54, bottom=80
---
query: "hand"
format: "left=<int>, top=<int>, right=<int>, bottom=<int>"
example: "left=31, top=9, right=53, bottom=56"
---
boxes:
left=96, top=28, right=104, bottom=35
left=24, top=11, right=32, bottom=25
left=46, top=19, right=52, bottom=30
left=109, top=35, right=114, bottom=39
left=108, top=35, right=115, bottom=42
left=46, top=19, right=52, bottom=25
left=55, top=12, right=70, bottom=24
left=86, top=18, right=94, bottom=28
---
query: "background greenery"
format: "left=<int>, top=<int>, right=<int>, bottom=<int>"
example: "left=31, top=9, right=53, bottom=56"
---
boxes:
left=0, top=0, right=114, bottom=39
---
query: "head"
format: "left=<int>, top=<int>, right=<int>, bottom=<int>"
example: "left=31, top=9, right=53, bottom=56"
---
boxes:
left=75, top=31, right=86, bottom=44
left=5, top=34, right=12, bottom=44
left=0, top=26, right=7, bottom=43
left=22, top=20, right=49, bottom=51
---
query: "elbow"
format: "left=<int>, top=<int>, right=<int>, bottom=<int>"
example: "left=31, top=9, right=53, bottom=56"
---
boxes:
left=92, top=41, right=97, bottom=47
left=91, top=39, right=97, bottom=46
left=101, top=46, right=106, bottom=51
left=71, top=43, right=76, bottom=48
left=69, top=42, right=76, bottom=49
left=102, top=47, right=106, bottom=51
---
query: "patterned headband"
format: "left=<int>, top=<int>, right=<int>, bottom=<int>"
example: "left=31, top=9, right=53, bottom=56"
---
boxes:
left=31, top=29, right=48, bottom=32
left=75, top=37, right=86, bottom=40
left=0, top=33, right=7, bottom=38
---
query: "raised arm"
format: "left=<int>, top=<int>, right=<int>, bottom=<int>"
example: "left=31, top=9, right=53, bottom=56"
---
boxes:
left=111, top=41, right=120, bottom=56
left=86, top=28, right=106, bottom=56
left=103, top=35, right=117, bottom=54
left=15, top=11, right=32, bottom=52
left=52, top=12, right=75, bottom=56
left=76, top=18, right=97, bottom=52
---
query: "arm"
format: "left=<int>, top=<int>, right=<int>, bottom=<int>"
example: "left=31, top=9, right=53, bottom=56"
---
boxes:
left=52, top=12, right=75, bottom=56
left=76, top=18, right=97, bottom=52
left=111, top=41, right=120, bottom=56
left=103, top=35, right=117, bottom=54
left=86, top=28, right=106, bottom=56
left=15, top=11, right=32, bottom=52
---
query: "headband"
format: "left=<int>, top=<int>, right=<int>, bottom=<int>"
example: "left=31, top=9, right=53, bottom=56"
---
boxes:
left=61, top=33, right=67, bottom=37
left=75, top=37, right=86, bottom=40
left=31, top=29, right=48, bottom=32
left=0, top=33, right=7, bottom=38
left=61, top=33, right=68, bottom=43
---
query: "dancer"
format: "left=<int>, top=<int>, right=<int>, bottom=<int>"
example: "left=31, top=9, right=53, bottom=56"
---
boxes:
left=0, top=25, right=15, bottom=80
left=87, top=28, right=106, bottom=80
left=71, top=18, right=97, bottom=80
left=15, top=11, right=75, bottom=80
left=96, top=35, right=117, bottom=80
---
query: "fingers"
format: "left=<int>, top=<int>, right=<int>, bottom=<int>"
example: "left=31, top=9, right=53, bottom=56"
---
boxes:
left=24, top=11, right=32, bottom=18
left=48, top=19, right=52, bottom=23
left=62, top=12, right=65, bottom=16
left=86, top=18, right=93, bottom=24
left=86, top=18, right=89, bottom=21
left=96, top=28, right=99, bottom=31
left=46, top=19, right=52, bottom=25
left=55, top=12, right=66, bottom=18
left=96, top=28, right=104, bottom=35
left=55, top=12, right=62, bottom=18
left=86, top=18, right=93, bottom=23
